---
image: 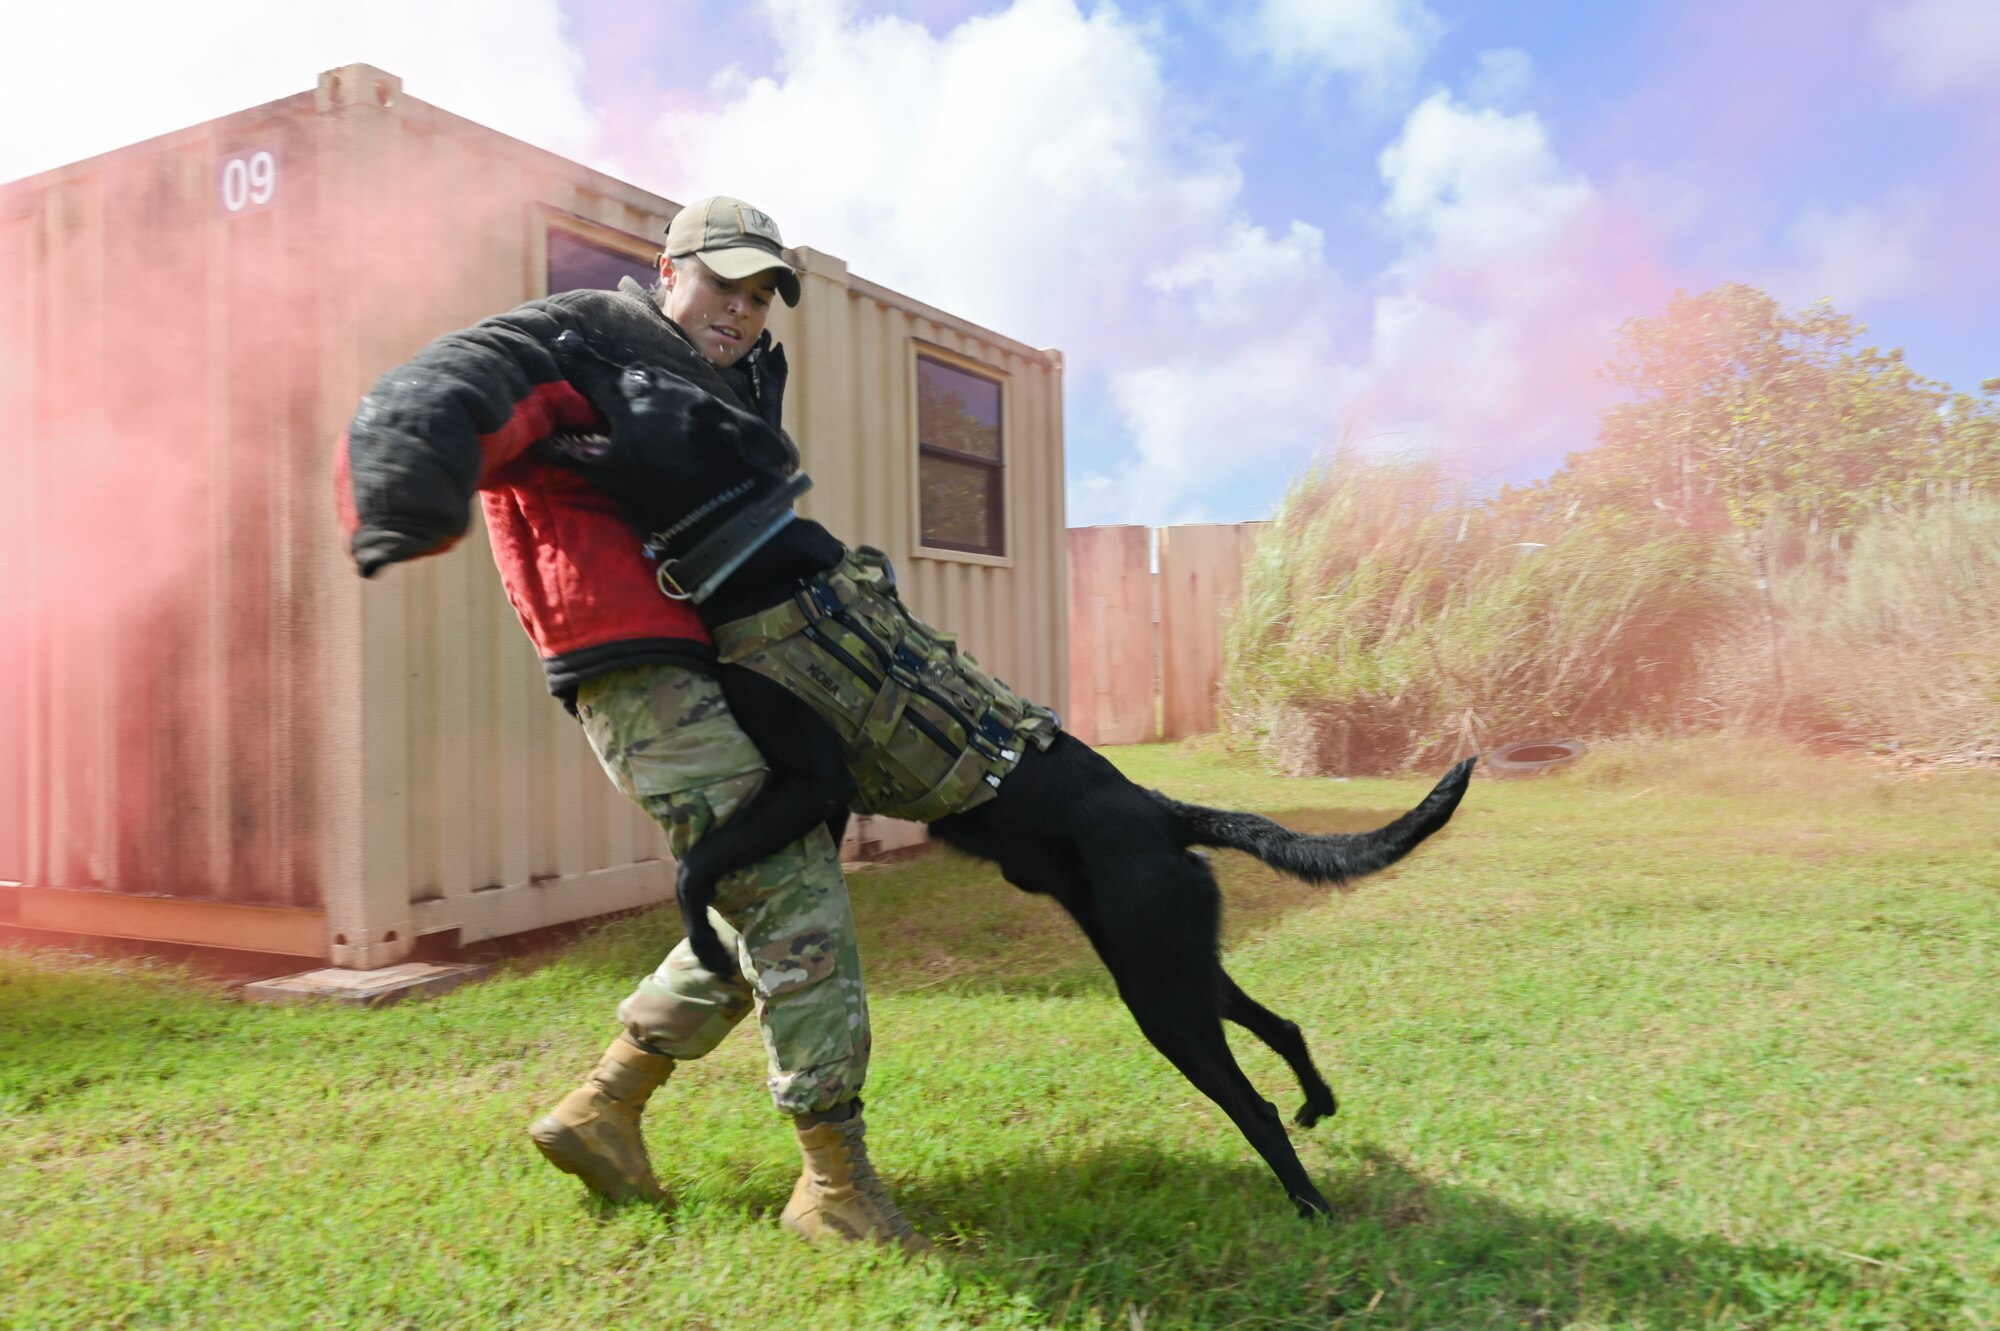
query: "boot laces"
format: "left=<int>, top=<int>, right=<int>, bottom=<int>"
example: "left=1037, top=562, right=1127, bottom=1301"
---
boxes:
left=835, top=1120, right=915, bottom=1240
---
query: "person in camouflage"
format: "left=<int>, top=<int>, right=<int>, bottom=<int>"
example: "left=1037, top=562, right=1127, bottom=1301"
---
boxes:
left=574, top=666, right=869, bottom=1115
left=336, top=197, right=925, bottom=1250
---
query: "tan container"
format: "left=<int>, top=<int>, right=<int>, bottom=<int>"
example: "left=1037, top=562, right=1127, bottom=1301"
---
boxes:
left=0, top=65, right=1066, bottom=967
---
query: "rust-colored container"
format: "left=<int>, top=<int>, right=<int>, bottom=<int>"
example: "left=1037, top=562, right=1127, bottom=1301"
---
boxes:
left=1158, top=523, right=1265, bottom=739
left=1065, top=525, right=1157, bottom=746
left=0, top=65, right=1066, bottom=968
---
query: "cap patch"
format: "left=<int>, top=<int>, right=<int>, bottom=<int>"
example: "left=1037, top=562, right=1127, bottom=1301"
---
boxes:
left=735, top=205, right=782, bottom=245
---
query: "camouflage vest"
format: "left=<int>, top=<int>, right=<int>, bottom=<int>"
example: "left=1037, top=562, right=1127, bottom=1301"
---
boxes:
left=711, top=546, right=1060, bottom=822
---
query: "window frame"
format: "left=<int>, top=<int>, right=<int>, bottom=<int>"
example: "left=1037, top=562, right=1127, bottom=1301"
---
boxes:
left=910, top=341, right=1012, bottom=565
left=534, top=206, right=659, bottom=298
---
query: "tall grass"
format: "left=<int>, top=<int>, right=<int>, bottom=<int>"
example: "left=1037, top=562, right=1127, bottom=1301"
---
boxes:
left=1224, top=456, right=2000, bottom=772
left=1223, top=458, right=1745, bottom=772
left=1700, top=496, right=2000, bottom=763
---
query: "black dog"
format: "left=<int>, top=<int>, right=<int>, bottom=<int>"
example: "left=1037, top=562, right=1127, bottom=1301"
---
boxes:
left=550, top=338, right=1474, bottom=1217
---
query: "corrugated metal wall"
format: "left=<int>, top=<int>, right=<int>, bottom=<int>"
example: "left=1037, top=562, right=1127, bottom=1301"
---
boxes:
left=0, top=64, right=1066, bottom=966
left=315, top=73, right=685, bottom=966
left=1, top=92, right=330, bottom=941
left=791, top=262, right=1067, bottom=710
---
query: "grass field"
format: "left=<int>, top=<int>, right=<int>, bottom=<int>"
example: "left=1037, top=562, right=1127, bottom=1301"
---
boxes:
left=3, top=739, right=1996, bottom=1329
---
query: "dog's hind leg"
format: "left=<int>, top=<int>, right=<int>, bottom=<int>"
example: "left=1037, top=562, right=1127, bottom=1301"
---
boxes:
left=1112, top=955, right=1332, bottom=1217
left=1220, top=972, right=1337, bottom=1128
left=1083, top=850, right=1333, bottom=1217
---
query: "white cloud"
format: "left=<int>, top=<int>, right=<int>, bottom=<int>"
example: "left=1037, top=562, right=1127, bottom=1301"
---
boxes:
left=1239, top=0, right=1441, bottom=99
left=1101, top=221, right=1346, bottom=520
left=1143, top=219, right=1336, bottom=332
left=1875, top=0, right=2000, bottom=101
left=1330, top=93, right=1653, bottom=479
left=1379, top=91, right=1592, bottom=261
left=1103, top=329, right=1343, bottom=520
left=645, top=0, right=1360, bottom=525
left=1776, top=188, right=1934, bottom=308
left=652, top=7, right=1654, bottom=523
left=649, top=0, right=1245, bottom=354
left=647, top=0, right=1361, bottom=526
left=0, top=0, right=597, bottom=185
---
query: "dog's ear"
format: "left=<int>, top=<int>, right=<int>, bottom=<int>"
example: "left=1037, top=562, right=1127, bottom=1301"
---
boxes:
left=617, top=367, right=741, bottom=461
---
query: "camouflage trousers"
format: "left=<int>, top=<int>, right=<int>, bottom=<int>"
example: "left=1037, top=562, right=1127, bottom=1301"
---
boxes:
left=574, top=664, right=869, bottom=1116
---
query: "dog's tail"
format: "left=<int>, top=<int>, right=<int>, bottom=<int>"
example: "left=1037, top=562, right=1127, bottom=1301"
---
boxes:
left=1153, top=756, right=1475, bottom=887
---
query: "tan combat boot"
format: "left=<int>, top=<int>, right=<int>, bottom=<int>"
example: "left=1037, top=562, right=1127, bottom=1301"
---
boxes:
left=781, top=1100, right=932, bottom=1253
left=528, top=1034, right=675, bottom=1204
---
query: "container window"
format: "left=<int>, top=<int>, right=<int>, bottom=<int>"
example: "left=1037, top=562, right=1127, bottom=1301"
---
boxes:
left=917, top=355, right=1005, bottom=555
left=547, top=228, right=655, bottom=295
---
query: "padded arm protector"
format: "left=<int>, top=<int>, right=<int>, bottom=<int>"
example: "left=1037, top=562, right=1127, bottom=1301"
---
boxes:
left=338, top=301, right=600, bottom=577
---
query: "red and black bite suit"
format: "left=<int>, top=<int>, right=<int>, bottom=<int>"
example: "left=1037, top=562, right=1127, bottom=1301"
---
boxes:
left=335, top=276, right=791, bottom=702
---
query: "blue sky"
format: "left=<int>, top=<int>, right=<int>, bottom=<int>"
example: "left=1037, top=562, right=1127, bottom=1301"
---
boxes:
left=9, top=0, right=1997, bottom=526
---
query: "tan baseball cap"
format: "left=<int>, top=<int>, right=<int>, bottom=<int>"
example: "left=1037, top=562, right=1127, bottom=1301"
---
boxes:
left=664, top=195, right=801, bottom=307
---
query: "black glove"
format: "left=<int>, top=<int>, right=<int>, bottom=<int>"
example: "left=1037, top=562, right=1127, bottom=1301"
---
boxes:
left=755, top=340, right=788, bottom=434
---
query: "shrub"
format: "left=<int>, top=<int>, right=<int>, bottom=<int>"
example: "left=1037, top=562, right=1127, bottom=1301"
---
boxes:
left=1222, top=458, right=1746, bottom=772
left=1697, top=496, right=2000, bottom=763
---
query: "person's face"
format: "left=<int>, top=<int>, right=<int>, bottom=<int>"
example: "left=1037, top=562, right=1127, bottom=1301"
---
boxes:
left=659, top=253, right=780, bottom=369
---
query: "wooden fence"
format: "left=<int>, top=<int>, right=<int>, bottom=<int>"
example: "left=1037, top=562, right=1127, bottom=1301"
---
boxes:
left=1064, top=522, right=1266, bottom=746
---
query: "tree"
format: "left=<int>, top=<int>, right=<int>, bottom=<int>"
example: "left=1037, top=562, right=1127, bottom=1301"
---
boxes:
left=1595, top=285, right=1850, bottom=532
left=1582, top=283, right=1994, bottom=541
left=1536, top=283, right=1994, bottom=702
left=1587, top=287, right=1839, bottom=694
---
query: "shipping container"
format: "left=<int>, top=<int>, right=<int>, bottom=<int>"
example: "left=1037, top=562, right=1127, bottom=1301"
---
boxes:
left=0, top=64, right=1067, bottom=969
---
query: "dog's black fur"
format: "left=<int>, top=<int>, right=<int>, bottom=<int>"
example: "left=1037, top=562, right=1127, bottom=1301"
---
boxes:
left=552, top=344, right=1474, bottom=1216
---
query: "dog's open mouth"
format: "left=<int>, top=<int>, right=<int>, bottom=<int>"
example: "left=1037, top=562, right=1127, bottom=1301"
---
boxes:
left=550, top=430, right=613, bottom=461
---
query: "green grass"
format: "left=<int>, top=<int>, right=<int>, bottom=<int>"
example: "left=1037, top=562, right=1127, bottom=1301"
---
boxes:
left=4, top=739, right=1997, bottom=1329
